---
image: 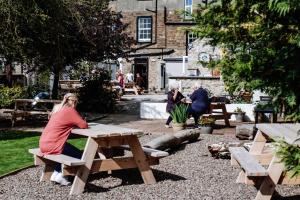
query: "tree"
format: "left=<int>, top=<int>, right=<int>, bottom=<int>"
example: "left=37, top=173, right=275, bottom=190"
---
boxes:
left=0, top=0, right=132, bottom=98
left=191, top=0, right=300, bottom=121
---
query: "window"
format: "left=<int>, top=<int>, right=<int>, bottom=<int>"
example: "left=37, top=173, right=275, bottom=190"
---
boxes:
left=188, top=32, right=198, bottom=44
left=184, top=0, right=193, bottom=19
left=137, top=17, right=152, bottom=43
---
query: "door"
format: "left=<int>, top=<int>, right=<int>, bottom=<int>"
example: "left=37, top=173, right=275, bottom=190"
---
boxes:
left=134, top=58, right=148, bottom=89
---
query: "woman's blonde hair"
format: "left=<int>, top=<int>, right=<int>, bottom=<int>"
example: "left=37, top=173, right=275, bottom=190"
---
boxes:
left=50, top=93, right=78, bottom=116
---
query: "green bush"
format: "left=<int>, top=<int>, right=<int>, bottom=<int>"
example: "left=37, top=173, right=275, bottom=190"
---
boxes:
left=77, top=69, right=117, bottom=113
left=170, top=104, right=188, bottom=124
left=275, top=139, right=300, bottom=178
left=0, top=86, right=25, bottom=108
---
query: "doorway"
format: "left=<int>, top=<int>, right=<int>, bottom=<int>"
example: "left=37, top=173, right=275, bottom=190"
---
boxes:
left=134, top=58, right=148, bottom=89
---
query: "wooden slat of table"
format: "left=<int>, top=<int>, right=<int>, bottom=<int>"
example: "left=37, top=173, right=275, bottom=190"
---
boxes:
left=72, top=123, right=143, bottom=138
left=230, top=147, right=268, bottom=177
left=256, top=124, right=299, bottom=144
left=15, top=99, right=61, bottom=103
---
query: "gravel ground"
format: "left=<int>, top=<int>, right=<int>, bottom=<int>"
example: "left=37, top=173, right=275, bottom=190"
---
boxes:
left=1, top=134, right=300, bottom=200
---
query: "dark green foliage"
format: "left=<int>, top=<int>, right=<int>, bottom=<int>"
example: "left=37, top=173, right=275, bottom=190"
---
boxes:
left=170, top=104, right=189, bottom=124
left=275, top=139, right=300, bottom=178
left=0, top=0, right=132, bottom=98
left=191, top=0, right=300, bottom=121
left=77, top=69, right=117, bottom=113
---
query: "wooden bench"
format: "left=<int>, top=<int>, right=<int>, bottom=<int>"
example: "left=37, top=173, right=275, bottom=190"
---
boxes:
left=29, top=148, right=85, bottom=166
left=29, top=145, right=168, bottom=181
left=229, top=147, right=268, bottom=177
left=29, top=148, right=85, bottom=181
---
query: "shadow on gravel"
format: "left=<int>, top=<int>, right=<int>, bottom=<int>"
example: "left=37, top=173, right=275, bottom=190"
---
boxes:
left=274, top=195, right=300, bottom=200
left=273, top=191, right=300, bottom=200
left=85, top=168, right=185, bottom=193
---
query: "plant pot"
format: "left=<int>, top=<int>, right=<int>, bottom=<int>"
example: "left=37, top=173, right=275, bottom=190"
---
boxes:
left=199, top=126, right=213, bottom=134
left=172, top=122, right=186, bottom=132
left=235, top=113, right=245, bottom=122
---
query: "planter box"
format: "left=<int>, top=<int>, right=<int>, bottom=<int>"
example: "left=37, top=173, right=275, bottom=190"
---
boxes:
left=141, top=102, right=257, bottom=122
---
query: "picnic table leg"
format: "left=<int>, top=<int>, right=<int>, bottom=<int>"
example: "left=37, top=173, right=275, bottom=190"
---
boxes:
left=249, top=131, right=267, bottom=155
left=221, top=105, right=230, bottom=127
left=126, top=135, right=156, bottom=184
left=70, top=137, right=98, bottom=195
left=40, top=164, right=55, bottom=182
left=255, top=156, right=284, bottom=200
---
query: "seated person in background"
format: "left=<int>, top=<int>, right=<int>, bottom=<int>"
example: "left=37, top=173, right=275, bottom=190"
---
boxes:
left=187, top=83, right=210, bottom=126
left=39, top=93, right=88, bottom=186
left=32, top=91, right=50, bottom=107
left=133, top=73, right=145, bottom=95
left=165, top=83, right=186, bottom=128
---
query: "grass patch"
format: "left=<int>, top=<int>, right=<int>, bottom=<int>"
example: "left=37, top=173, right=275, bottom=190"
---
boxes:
left=0, top=130, right=86, bottom=176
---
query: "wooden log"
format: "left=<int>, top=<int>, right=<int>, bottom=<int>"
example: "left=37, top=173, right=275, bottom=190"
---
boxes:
left=144, top=129, right=201, bottom=150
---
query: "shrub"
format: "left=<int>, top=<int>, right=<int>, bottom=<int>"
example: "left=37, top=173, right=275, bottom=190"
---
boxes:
left=234, top=107, right=244, bottom=113
left=170, top=104, right=188, bottom=124
left=198, top=116, right=216, bottom=127
left=77, top=69, right=117, bottom=113
left=0, top=86, right=25, bottom=108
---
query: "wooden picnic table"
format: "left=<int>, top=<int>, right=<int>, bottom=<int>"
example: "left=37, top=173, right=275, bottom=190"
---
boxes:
left=5, top=98, right=61, bottom=127
left=68, top=123, right=163, bottom=195
left=230, top=123, right=300, bottom=200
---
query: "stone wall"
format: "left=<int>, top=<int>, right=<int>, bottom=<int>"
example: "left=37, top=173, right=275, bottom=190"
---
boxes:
left=188, top=38, right=222, bottom=76
left=169, top=77, right=226, bottom=96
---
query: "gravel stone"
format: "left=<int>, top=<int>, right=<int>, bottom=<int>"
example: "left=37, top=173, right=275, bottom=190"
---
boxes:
left=1, top=134, right=300, bottom=200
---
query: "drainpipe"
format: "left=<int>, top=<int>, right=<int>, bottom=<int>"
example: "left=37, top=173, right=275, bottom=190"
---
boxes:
left=182, top=56, right=188, bottom=75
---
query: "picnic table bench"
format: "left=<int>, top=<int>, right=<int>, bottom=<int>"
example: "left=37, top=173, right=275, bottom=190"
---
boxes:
left=202, top=102, right=230, bottom=127
left=4, top=99, right=61, bottom=127
left=230, top=123, right=300, bottom=200
left=29, top=123, right=168, bottom=195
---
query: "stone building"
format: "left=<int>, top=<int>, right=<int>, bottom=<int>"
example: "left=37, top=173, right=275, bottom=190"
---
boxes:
left=110, top=0, right=226, bottom=95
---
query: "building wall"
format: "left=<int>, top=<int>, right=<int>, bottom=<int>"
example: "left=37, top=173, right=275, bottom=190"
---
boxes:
left=110, top=0, right=225, bottom=93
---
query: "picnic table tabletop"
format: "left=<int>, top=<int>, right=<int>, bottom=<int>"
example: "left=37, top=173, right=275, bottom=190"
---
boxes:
left=72, top=123, right=144, bottom=138
left=256, top=123, right=300, bottom=145
left=15, top=99, right=61, bottom=103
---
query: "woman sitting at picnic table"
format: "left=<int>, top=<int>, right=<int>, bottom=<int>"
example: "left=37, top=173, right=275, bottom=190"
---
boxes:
left=39, top=93, right=88, bottom=186
left=165, top=82, right=186, bottom=128
left=187, top=83, right=210, bottom=126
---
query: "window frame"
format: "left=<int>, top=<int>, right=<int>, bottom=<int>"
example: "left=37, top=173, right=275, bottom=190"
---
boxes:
left=136, top=16, right=153, bottom=43
left=184, top=0, right=193, bottom=19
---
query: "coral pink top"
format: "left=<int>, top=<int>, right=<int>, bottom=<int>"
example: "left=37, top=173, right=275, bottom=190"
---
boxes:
left=39, top=107, right=88, bottom=155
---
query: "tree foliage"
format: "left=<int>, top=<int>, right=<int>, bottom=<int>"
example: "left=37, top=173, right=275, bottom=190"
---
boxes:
left=0, top=0, right=132, bottom=98
left=191, top=0, right=300, bottom=121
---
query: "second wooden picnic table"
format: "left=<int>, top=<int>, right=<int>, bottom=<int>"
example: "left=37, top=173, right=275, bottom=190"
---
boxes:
left=230, top=123, right=300, bottom=200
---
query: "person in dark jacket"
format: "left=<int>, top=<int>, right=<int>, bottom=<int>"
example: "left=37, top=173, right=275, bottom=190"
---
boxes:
left=187, top=83, right=210, bottom=126
left=165, top=82, right=186, bottom=128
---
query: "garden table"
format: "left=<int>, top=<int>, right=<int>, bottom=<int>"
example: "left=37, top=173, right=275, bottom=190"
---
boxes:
left=69, top=123, right=157, bottom=195
left=4, top=98, right=61, bottom=126
left=231, top=123, right=300, bottom=200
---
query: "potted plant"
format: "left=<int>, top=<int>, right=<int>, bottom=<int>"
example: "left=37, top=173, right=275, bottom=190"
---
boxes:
left=170, top=104, right=189, bottom=132
left=234, top=107, right=245, bottom=122
left=198, top=116, right=216, bottom=134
